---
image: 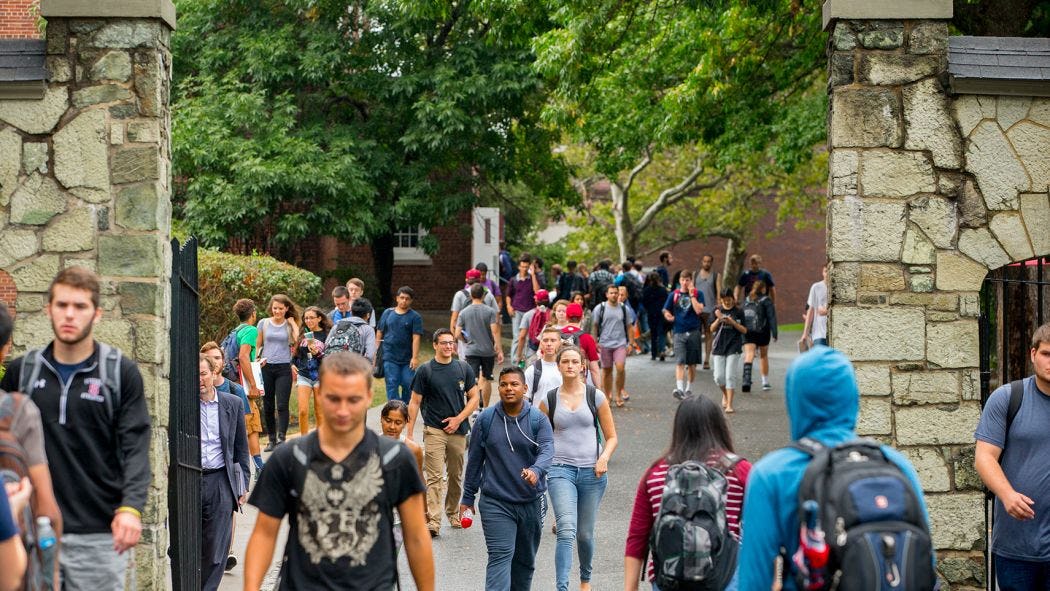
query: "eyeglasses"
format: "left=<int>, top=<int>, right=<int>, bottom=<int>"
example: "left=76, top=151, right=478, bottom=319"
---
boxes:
left=437, top=340, right=456, bottom=347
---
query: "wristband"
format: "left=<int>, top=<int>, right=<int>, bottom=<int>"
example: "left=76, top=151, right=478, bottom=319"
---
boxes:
left=116, top=506, right=141, bottom=519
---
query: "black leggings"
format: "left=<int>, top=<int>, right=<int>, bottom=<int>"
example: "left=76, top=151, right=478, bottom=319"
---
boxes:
left=261, top=363, right=292, bottom=439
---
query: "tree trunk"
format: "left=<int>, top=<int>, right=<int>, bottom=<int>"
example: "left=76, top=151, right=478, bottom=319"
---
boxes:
left=723, top=237, right=747, bottom=289
left=609, top=183, right=631, bottom=262
left=371, top=232, right=395, bottom=309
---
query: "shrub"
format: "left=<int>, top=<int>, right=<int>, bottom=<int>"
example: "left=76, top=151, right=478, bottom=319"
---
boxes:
left=198, top=250, right=323, bottom=345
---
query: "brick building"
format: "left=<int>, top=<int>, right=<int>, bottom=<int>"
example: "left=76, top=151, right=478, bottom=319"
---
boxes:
left=0, top=0, right=38, bottom=39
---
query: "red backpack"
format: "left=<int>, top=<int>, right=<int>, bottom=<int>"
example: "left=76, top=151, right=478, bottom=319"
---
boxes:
left=526, top=306, right=550, bottom=348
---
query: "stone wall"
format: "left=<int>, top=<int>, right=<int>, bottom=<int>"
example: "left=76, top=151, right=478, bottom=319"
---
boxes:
left=826, top=5, right=1049, bottom=589
left=0, top=2, right=174, bottom=588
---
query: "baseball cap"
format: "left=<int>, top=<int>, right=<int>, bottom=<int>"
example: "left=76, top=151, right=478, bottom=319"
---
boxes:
left=566, top=303, right=583, bottom=319
left=534, top=289, right=549, bottom=303
left=465, top=269, right=483, bottom=280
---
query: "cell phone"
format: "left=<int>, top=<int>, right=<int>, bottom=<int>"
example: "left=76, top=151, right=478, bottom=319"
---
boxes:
left=305, top=331, right=314, bottom=341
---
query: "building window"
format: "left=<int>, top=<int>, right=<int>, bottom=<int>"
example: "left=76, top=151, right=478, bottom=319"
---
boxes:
left=393, top=226, right=431, bottom=265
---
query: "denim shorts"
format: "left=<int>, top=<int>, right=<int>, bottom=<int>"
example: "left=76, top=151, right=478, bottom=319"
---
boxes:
left=296, top=375, right=319, bottom=388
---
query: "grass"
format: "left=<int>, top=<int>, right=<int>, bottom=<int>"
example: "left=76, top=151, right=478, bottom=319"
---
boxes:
left=779, top=322, right=804, bottom=332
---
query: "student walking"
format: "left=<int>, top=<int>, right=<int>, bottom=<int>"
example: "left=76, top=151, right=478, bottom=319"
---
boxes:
left=975, top=323, right=1050, bottom=590
left=256, top=294, right=301, bottom=449
left=406, top=329, right=481, bottom=537
left=523, top=327, right=564, bottom=400
left=663, top=271, right=705, bottom=399
left=537, top=346, right=619, bottom=591
left=742, top=280, right=777, bottom=392
left=801, top=262, right=829, bottom=348
left=642, top=273, right=669, bottom=361
left=231, top=299, right=265, bottom=477
left=710, top=289, right=747, bottom=413
left=455, top=283, right=503, bottom=407
left=592, top=284, right=637, bottom=407
left=243, top=352, right=434, bottom=590
left=506, top=256, right=543, bottom=363
left=695, top=254, right=721, bottom=369
left=294, top=306, right=330, bottom=434
left=379, top=400, right=424, bottom=554
left=624, top=395, right=751, bottom=591
left=376, top=287, right=425, bottom=403
left=460, top=367, right=555, bottom=590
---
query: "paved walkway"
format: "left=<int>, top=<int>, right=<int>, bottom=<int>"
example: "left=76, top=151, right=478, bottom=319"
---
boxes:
left=218, top=332, right=801, bottom=590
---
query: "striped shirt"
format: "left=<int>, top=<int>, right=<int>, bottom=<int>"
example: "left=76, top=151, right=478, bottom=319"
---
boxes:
left=625, top=453, right=751, bottom=582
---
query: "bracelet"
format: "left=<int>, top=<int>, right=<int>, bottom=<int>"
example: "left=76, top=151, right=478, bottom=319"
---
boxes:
left=115, top=506, right=141, bottom=518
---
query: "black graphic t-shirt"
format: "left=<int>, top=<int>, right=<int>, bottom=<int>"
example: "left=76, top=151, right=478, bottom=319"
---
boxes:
left=249, top=429, right=424, bottom=590
left=410, top=360, right=477, bottom=435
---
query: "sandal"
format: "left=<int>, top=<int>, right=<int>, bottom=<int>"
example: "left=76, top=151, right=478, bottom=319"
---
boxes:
left=615, top=398, right=625, bottom=408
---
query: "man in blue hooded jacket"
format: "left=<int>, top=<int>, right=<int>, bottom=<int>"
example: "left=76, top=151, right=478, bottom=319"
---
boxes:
left=736, top=346, right=934, bottom=590
left=461, top=365, right=554, bottom=590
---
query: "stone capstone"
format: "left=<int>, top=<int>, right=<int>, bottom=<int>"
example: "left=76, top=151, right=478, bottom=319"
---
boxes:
left=903, top=78, right=963, bottom=168
left=856, top=396, right=892, bottom=436
left=958, top=228, right=1010, bottom=270
left=899, top=447, right=950, bottom=492
left=854, top=364, right=892, bottom=396
left=829, top=197, right=907, bottom=262
left=1020, top=193, right=1050, bottom=257
left=902, top=227, right=936, bottom=265
left=925, top=493, right=984, bottom=550
left=908, top=196, right=957, bottom=249
left=988, top=212, right=1034, bottom=261
left=908, top=22, right=948, bottom=55
left=0, top=229, right=39, bottom=268
left=0, top=86, right=69, bottom=135
left=21, top=142, right=48, bottom=175
left=72, top=84, right=134, bottom=108
left=0, top=129, right=20, bottom=205
left=936, top=252, right=987, bottom=292
left=927, top=320, right=979, bottom=368
left=116, top=183, right=160, bottom=230
left=895, top=403, right=982, bottom=446
left=832, top=306, right=925, bottom=361
left=892, top=370, right=959, bottom=405
left=966, top=121, right=1029, bottom=211
left=1006, top=121, right=1050, bottom=194
left=112, top=147, right=160, bottom=184
left=42, top=207, right=96, bottom=252
left=859, top=53, right=944, bottom=86
left=997, top=96, right=1031, bottom=130
left=99, top=235, right=161, bottom=277
left=10, top=254, right=61, bottom=292
left=10, top=174, right=67, bottom=225
left=831, top=88, right=902, bottom=148
left=53, top=110, right=110, bottom=193
left=89, top=50, right=132, bottom=82
left=860, top=150, right=937, bottom=198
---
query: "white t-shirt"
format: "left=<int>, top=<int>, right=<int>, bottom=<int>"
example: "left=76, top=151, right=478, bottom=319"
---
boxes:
left=523, top=359, right=562, bottom=401
left=807, top=280, right=828, bottom=340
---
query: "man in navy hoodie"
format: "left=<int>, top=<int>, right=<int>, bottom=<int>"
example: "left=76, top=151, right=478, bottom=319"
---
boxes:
left=461, top=366, right=554, bottom=590
left=737, top=346, right=934, bottom=590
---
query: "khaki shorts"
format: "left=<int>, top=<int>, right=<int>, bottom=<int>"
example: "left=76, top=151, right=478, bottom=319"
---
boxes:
left=245, top=398, right=263, bottom=434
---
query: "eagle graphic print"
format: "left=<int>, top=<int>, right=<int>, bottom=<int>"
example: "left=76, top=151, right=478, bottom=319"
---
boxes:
left=298, top=453, right=385, bottom=566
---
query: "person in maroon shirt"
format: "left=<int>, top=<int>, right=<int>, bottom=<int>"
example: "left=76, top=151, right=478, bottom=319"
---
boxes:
left=505, top=255, right=543, bottom=363
left=624, top=395, right=750, bottom=590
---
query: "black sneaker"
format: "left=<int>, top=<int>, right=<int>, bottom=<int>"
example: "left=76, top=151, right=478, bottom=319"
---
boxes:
left=225, top=555, right=237, bottom=572
left=673, top=388, right=686, bottom=400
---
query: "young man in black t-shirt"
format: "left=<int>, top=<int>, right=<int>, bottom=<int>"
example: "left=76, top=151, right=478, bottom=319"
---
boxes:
left=244, top=352, right=434, bottom=590
left=406, top=329, right=480, bottom=537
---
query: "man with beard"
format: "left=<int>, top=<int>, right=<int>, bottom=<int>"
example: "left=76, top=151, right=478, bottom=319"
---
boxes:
left=1, top=267, right=151, bottom=591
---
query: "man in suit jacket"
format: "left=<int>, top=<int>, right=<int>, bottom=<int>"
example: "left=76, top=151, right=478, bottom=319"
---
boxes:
left=198, top=355, right=250, bottom=590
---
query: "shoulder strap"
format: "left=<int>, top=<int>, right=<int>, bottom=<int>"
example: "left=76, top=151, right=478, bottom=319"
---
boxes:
left=476, top=407, right=497, bottom=451
left=97, top=343, right=123, bottom=421
left=19, top=349, right=45, bottom=397
left=375, top=434, right=401, bottom=471
left=595, top=303, right=605, bottom=335
left=532, top=359, right=543, bottom=395
left=586, top=384, right=600, bottom=459
left=790, top=436, right=824, bottom=457
left=1001, top=379, right=1025, bottom=458
left=716, top=452, right=743, bottom=475
left=545, top=387, right=559, bottom=428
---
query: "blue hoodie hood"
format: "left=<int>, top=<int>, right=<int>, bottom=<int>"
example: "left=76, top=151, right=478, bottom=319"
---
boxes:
left=785, top=345, right=859, bottom=444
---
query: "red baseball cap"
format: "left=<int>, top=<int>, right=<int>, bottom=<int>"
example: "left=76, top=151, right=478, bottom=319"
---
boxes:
left=465, top=269, right=483, bottom=280
left=534, top=289, right=549, bottom=303
left=566, top=303, right=583, bottom=319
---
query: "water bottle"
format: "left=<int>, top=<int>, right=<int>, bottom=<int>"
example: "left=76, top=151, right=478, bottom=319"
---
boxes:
left=460, top=508, right=474, bottom=529
left=792, top=500, right=829, bottom=590
left=37, top=516, right=58, bottom=588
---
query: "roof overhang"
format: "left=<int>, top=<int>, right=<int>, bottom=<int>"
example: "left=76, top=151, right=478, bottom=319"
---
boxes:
left=949, top=36, right=1050, bottom=98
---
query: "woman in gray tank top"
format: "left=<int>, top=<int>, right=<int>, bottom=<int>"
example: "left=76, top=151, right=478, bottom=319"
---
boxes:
left=255, top=294, right=300, bottom=449
left=537, top=346, right=619, bottom=591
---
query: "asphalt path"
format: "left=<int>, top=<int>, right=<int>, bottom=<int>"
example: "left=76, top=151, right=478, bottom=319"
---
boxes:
left=219, top=331, right=800, bottom=591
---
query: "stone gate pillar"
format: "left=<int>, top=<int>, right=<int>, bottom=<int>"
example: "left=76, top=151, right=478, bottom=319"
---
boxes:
left=823, top=1, right=987, bottom=587
left=0, top=0, right=175, bottom=587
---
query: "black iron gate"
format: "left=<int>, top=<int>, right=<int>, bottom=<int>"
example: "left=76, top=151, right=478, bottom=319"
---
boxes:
left=168, top=238, right=202, bottom=590
left=978, top=254, right=1049, bottom=589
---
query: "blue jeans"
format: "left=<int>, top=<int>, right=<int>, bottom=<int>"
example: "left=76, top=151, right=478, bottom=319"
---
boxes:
left=813, top=338, right=828, bottom=347
left=384, top=362, right=414, bottom=403
left=547, top=464, right=608, bottom=591
left=995, top=554, right=1050, bottom=590
left=479, top=495, right=543, bottom=591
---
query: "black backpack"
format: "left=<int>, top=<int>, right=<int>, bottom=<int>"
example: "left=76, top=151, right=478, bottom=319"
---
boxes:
left=220, top=324, right=247, bottom=382
left=595, top=302, right=631, bottom=343
left=742, top=298, right=767, bottom=334
left=650, top=454, right=742, bottom=591
left=623, top=273, right=644, bottom=306
left=325, top=319, right=365, bottom=357
left=791, top=438, right=935, bottom=591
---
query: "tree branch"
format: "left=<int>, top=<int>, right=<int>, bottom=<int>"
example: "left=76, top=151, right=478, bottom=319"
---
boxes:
left=622, top=147, right=653, bottom=193
left=634, top=159, right=727, bottom=236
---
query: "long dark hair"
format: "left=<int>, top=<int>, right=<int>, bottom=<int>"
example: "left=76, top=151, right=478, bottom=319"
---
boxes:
left=644, top=271, right=662, bottom=288
left=661, top=395, right=735, bottom=466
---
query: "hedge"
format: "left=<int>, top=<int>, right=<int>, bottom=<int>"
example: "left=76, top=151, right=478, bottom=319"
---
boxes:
left=198, top=250, right=323, bottom=345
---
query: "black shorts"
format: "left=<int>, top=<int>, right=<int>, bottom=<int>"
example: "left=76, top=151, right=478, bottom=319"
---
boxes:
left=745, top=330, right=772, bottom=347
left=465, top=355, right=496, bottom=380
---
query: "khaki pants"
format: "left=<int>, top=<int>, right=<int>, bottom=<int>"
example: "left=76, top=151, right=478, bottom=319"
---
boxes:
left=423, top=425, right=467, bottom=532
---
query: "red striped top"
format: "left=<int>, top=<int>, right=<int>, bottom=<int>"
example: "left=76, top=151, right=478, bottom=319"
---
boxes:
left=624, top=452, right=752, bottom=581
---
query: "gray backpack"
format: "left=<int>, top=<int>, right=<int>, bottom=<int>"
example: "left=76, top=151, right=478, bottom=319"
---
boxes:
left=19, top=343, right=123, bottom=424
left=324, top=319, right=365, bottom=356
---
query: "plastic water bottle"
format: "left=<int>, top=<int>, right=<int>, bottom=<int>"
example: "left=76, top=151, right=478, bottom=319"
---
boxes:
left=37, top=516, right=58, bottom=588
left=792, top=500, right=829, bottom=590
left=460, top=508, right=474, bottom=529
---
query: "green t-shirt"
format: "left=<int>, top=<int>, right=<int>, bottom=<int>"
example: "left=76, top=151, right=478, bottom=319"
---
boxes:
left=237, top=325, right=258, bottom=361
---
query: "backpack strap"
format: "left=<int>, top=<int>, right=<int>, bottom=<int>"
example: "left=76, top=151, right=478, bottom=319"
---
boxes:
left=531, top=359, right=543, bottom=395
left=97, top=343, right=123, bottom=422
left=585, top=384, right=601, bottom=459
left=18, top=348, right=45, bottom=398
left=715, top=451, right=743, bottom=476
left=475, top=406, right=497, bottom=451
left=791, top=437, right=824, bottom=457
left=595, top=303, right=605, bottom=337
left=544, top=387, right=559, bottom=428
left=1000, top=379, right=1025, bottom=460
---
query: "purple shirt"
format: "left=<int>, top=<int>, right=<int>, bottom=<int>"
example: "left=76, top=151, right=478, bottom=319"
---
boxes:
left=507, top=274, right=537, bottom=312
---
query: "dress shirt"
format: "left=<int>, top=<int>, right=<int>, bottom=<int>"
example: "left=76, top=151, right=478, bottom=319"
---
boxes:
left=199, top=392, right=224, bottom=469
